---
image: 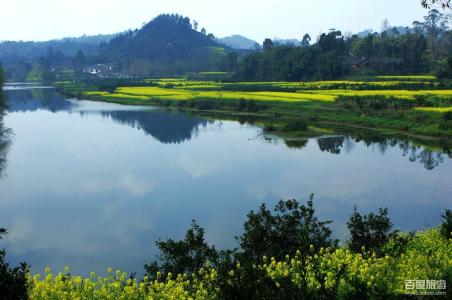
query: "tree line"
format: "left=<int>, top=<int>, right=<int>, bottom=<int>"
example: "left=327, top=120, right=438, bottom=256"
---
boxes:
left=232, top=9, right=451, bottom=81
left=2, top=9, right=451, bottom=82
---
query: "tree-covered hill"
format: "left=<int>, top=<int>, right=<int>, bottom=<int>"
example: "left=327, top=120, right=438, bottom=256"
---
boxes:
left=99, top=14, right=226, bottom=75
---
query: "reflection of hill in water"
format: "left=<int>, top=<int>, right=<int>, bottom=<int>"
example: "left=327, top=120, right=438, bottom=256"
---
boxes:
left=5, top=87, right=211, bottom=144
left=99, top=110, right=211, bottom=144
left=315, top=135, right=451, bottom=170
left=4, top=88, right=73, bottom=113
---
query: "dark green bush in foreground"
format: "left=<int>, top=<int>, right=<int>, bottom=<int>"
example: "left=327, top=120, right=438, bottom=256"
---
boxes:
left=0, top=228, right=28, bottom=300
left=2, top=199, right=451, bottom=299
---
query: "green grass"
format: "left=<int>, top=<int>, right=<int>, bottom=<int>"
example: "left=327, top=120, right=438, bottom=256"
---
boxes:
left=414, top=107, right=452, bottom=112
left=375, top=75, right=436, bottom=81
left=54, top=77, right=452, bottom=141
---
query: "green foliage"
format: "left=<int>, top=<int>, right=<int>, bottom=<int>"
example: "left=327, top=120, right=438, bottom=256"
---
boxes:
left=100, top=14, right=223, bottom=75
left=145, top=220, right=218, bottom=280
left=71, top=49, right=86, bottom=72
left=25, top=63, right=55, bottom=83
left=347, top=207, right=393, bottom=255
left=440, top=209, right=452, bottom=238
left=263, top=228, right=451, bottom=299
left=281, top=119, right=308, bottom=132
left=26, top=226, right=451, bottom=299
left=0, top=228, right=29, bottom=300
left=10, top=196, right=449, bottom=299
left=238, top=196, right=337, bottom=263
left=57, top=76, right=452, bottom=138
left=444, top=111, right=452, bottom=121
left=238, top=31, right=346, bottom=82
left=29, top=267, right=219, bottom=300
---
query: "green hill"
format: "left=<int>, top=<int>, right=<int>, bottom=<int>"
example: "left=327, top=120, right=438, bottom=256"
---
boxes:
left=99, top=14, right=227, bottom=75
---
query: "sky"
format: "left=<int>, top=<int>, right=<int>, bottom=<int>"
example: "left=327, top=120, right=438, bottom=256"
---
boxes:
left=0, top=0, right=429, bottom=42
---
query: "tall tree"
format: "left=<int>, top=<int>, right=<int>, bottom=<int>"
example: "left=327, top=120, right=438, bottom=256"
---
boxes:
left=301, top=33, right=311, bottom=46
left=263, top=38, right=274, bottom=51
left=421, top=0, right=451, bottom=9
left=72, top=49, right=86, bottom=72
left=381, top=18, right=390, bottom=32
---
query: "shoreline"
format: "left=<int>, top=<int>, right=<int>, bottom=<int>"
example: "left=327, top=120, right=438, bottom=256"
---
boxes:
left=55, top=86, right=452, bottom=148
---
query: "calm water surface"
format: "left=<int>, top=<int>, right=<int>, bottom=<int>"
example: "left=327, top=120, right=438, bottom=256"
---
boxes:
left=0, top=85, right=451, bottom=276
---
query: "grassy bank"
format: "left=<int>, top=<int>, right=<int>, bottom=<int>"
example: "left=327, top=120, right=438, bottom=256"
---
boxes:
left=54, top=76, right=452, bottom=143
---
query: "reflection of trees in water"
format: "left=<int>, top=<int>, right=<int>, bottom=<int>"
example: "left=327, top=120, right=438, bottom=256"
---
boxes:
left=99, top=110, right=211, bottom=144
left=6, top=87, right=212, bottom=144
left=316, top=135, right=449, bottom=170
left=4, top=88, right=72, bottom=113
left=0, top=124, right=12, bottom=179
left=0, top=100, right=12, bottom=179
left=317, top=136, right=345, bottom=154
left=284, top=139, right=308, bottom=149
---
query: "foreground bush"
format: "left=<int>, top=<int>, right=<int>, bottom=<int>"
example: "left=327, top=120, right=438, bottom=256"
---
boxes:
left=28, top=228, right=451, bottom=299
left=0, top=228, right=28, bottom=300
left=263, top=228, right=450, bottom=299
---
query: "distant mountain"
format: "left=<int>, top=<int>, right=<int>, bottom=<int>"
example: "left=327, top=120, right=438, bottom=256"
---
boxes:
left=217, top=35, right=259, bottom=50
left=0, top=33, right=117, bottom=63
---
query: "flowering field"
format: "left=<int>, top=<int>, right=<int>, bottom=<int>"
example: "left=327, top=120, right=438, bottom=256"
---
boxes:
left=84, top=84, right=452, bottom=104
left=55, top=76, right=452, bottom=138
left=28, top=228, right=451, bottom=299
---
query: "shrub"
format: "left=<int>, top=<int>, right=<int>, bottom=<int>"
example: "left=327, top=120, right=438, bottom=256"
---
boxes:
left=0, top=228, right=28, bottom=300
left=237, top=195, right=337, bottom=263
left=263, top=124, right=277, bottom=131
left=444, top=111, right=452, bottom=121
left=347, top=207, right=393, bottom=255
left=145, top=220, right=218, bottom=280
left=440, top=209, right=452, bottom=239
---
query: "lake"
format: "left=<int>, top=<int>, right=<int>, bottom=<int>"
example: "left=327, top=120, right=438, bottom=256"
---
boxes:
left=0, top=85, right=451, bottom=276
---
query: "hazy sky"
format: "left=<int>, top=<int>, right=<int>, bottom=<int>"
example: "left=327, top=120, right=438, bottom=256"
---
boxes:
left=1, top=0, right=429, bottom=42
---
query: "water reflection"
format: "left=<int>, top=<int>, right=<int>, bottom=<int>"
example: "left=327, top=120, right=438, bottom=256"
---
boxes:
left=314, top=135, right=449, bottom=170
left=317, top=136, right=346, bottom=154
left=5, top=87, right=211, bottom=145
left=0, top=86, right=451, bottom=276
left=3, top=84, right=452, bottom=170
left=99, top=111, right=210, bottom=144
left=4, top=88, right=73, bottom=113
left=0, top=94, right=12, bottom=179
left=4, top=86, right=451, bottom=170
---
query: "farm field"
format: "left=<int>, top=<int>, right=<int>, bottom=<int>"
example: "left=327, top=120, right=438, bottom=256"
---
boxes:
left=55, top=76, right=452, bottom=141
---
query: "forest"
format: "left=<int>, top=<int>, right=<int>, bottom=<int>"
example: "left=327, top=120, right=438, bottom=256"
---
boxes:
left=0, top=10, right=451, bottom=81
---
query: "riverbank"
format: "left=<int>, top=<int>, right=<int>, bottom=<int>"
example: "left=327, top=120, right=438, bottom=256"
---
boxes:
left=54, top=77, right=452, bottom=146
